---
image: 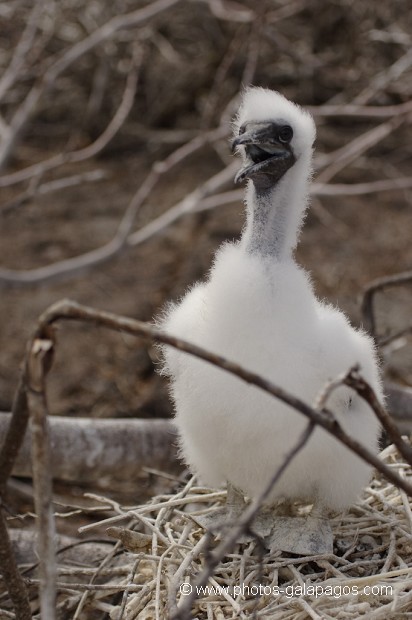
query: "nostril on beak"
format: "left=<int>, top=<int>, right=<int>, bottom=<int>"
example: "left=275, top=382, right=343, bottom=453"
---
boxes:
left=231, top=135, right=243, bottom=153
left=232, top=124, right=249, bottom=152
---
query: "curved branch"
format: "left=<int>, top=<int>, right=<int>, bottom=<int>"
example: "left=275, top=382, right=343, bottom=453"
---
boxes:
left=0, top=0, right=181, bottom=170
left=316, top=114, right=409, bottom=183
left=1, top=169, right=410, bottom=289
left=309, top=100, right=412, bottom=119
left=312, top=177, right=412, bottom=196
left=0, top=0, right=43, bottom=104
left=0, top=128, right=230, bottom=288
left=0, top=54, right=141, bottom=188
left=361, top=270, right=412, bottom=336
left=0, top=511, right=31, bottom=620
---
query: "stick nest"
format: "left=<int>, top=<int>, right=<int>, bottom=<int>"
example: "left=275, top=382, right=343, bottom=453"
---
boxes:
left=9, top=443, right=412, bottom=619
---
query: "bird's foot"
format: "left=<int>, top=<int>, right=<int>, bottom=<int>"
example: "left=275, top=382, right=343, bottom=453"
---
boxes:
left=266, top=507, right=333, bottom=556
left=192, top=485, right=280, bottom=542
left=191, top=483, right=250, bottom=536
left=192, top=488, right=334, bottom=556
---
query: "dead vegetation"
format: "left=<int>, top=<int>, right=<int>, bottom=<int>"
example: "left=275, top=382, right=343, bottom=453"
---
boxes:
left=0, top=0, right=412, bottom=618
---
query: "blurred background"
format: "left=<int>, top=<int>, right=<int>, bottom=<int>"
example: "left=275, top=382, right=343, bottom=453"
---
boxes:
left=1, top=0, right=411, bottom=424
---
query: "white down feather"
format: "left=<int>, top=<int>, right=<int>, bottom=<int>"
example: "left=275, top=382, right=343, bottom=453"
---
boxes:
left=158, top=88, right=383, bottom=513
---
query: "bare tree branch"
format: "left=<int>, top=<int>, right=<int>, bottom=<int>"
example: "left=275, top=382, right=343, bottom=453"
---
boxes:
left=0, top=511, right=31, bottom=620
left=1, top=168, right=410, bottom=289
left=0, top=0, right=180, bottom=170
left=0, top=413, right=178, bottom=481
left=309, top=100, right=412, bottom=119
left=0, top=0, right=43, bottom=104
left=26, top=336, right=57, bottom=619
left=386, top=383, right=412, bottom=427
left=197, top=0, right=254, bottom=23
left=0, top=378, right=28, bottom=498
left=0, top=128, right=230, bottom=287
left=0, top=51, right=141, bottom=188
left=0, top=169, right=108, bottom=214
left=353, top=48, right=412, bottom=105
left=361, top=270, right=412, bottom=337
left=312, top=177, right=412, bottom=196
left=316, top=114, right=410, bottom=183
left=343, top=367, right=412, bottom=466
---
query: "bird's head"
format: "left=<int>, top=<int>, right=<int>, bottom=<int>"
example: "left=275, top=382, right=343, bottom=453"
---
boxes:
left=232, top=87, right=316, bottom=190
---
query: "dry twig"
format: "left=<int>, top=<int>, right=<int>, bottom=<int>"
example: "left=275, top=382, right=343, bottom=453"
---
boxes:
left=361, top=269, right=412, bottom=338
left=0, top=511, right=31, bottom=620
left=0, top=126, right=230, bottom=287
left=0, top=0, right=181, bottom=170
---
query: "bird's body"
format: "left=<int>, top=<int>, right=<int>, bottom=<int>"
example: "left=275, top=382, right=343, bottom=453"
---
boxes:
left=158, top=88, right=382, bottom=516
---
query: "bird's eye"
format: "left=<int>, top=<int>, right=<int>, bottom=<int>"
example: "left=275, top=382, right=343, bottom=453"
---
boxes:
left=278, top=125, right=293, bottom=144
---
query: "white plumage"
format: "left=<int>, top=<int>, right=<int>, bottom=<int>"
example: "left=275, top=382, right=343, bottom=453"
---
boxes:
left=158, top=87, right=383, bottom=516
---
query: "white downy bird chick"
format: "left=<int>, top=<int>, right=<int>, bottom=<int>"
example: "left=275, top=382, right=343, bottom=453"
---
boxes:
left=158, top=87, right=383, bottom=518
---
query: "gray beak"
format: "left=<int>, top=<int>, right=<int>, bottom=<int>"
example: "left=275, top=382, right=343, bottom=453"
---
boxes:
left=232, top=121, right=295, bottom=188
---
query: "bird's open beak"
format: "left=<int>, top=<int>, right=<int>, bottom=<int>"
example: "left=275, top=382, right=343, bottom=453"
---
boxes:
left=232, top=122, right=295, bottom=186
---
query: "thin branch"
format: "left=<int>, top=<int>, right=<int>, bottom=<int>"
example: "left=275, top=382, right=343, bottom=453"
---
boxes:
left=68, top=50, right=142, bottom=163
left=1, top=167, right=410, bottom=289
left=26, top=336, right=57, bottom=619
left=72, top=541, right=123, bottom=619
left=353, top=48, right=412, bottom=105
left=53, top=1, right=182, bottom=83
left=240, top=2, right=264, bottom=88
left=316, top=114, right=409, bottom=184
left=201, top=31, right=244, bottom=129
left=308, top=100, right=412, bottom=119
left=361, top=270, right=412, bottom=336
left=0, top=0, right=180, bottom=170
left=0, top=129, right=231, bottom=288
left=266, top=0, right=308, bottom=23
left=379, top=326, right=412, bottom=348
left=0, top=83, right=43, bottom=172
left=0, top=0, right=43, bottom=104
left=0, top=510, right=31, bottom=620
left=127, top=160, right=237, bottom=247
left=199, top=0, right=254, bottom=23
left=342, top=367, right=412, bottom=467
left=0, top=169, right=108, bottom=214
left=0, top=51, right=141, bottom=188
left=312, top=177, right=412, bottom=196
left=0, top=377, right=28, bottom=498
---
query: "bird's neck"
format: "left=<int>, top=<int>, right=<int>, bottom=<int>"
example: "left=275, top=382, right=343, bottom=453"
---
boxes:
left=241, top=154, right=312, bottom=261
